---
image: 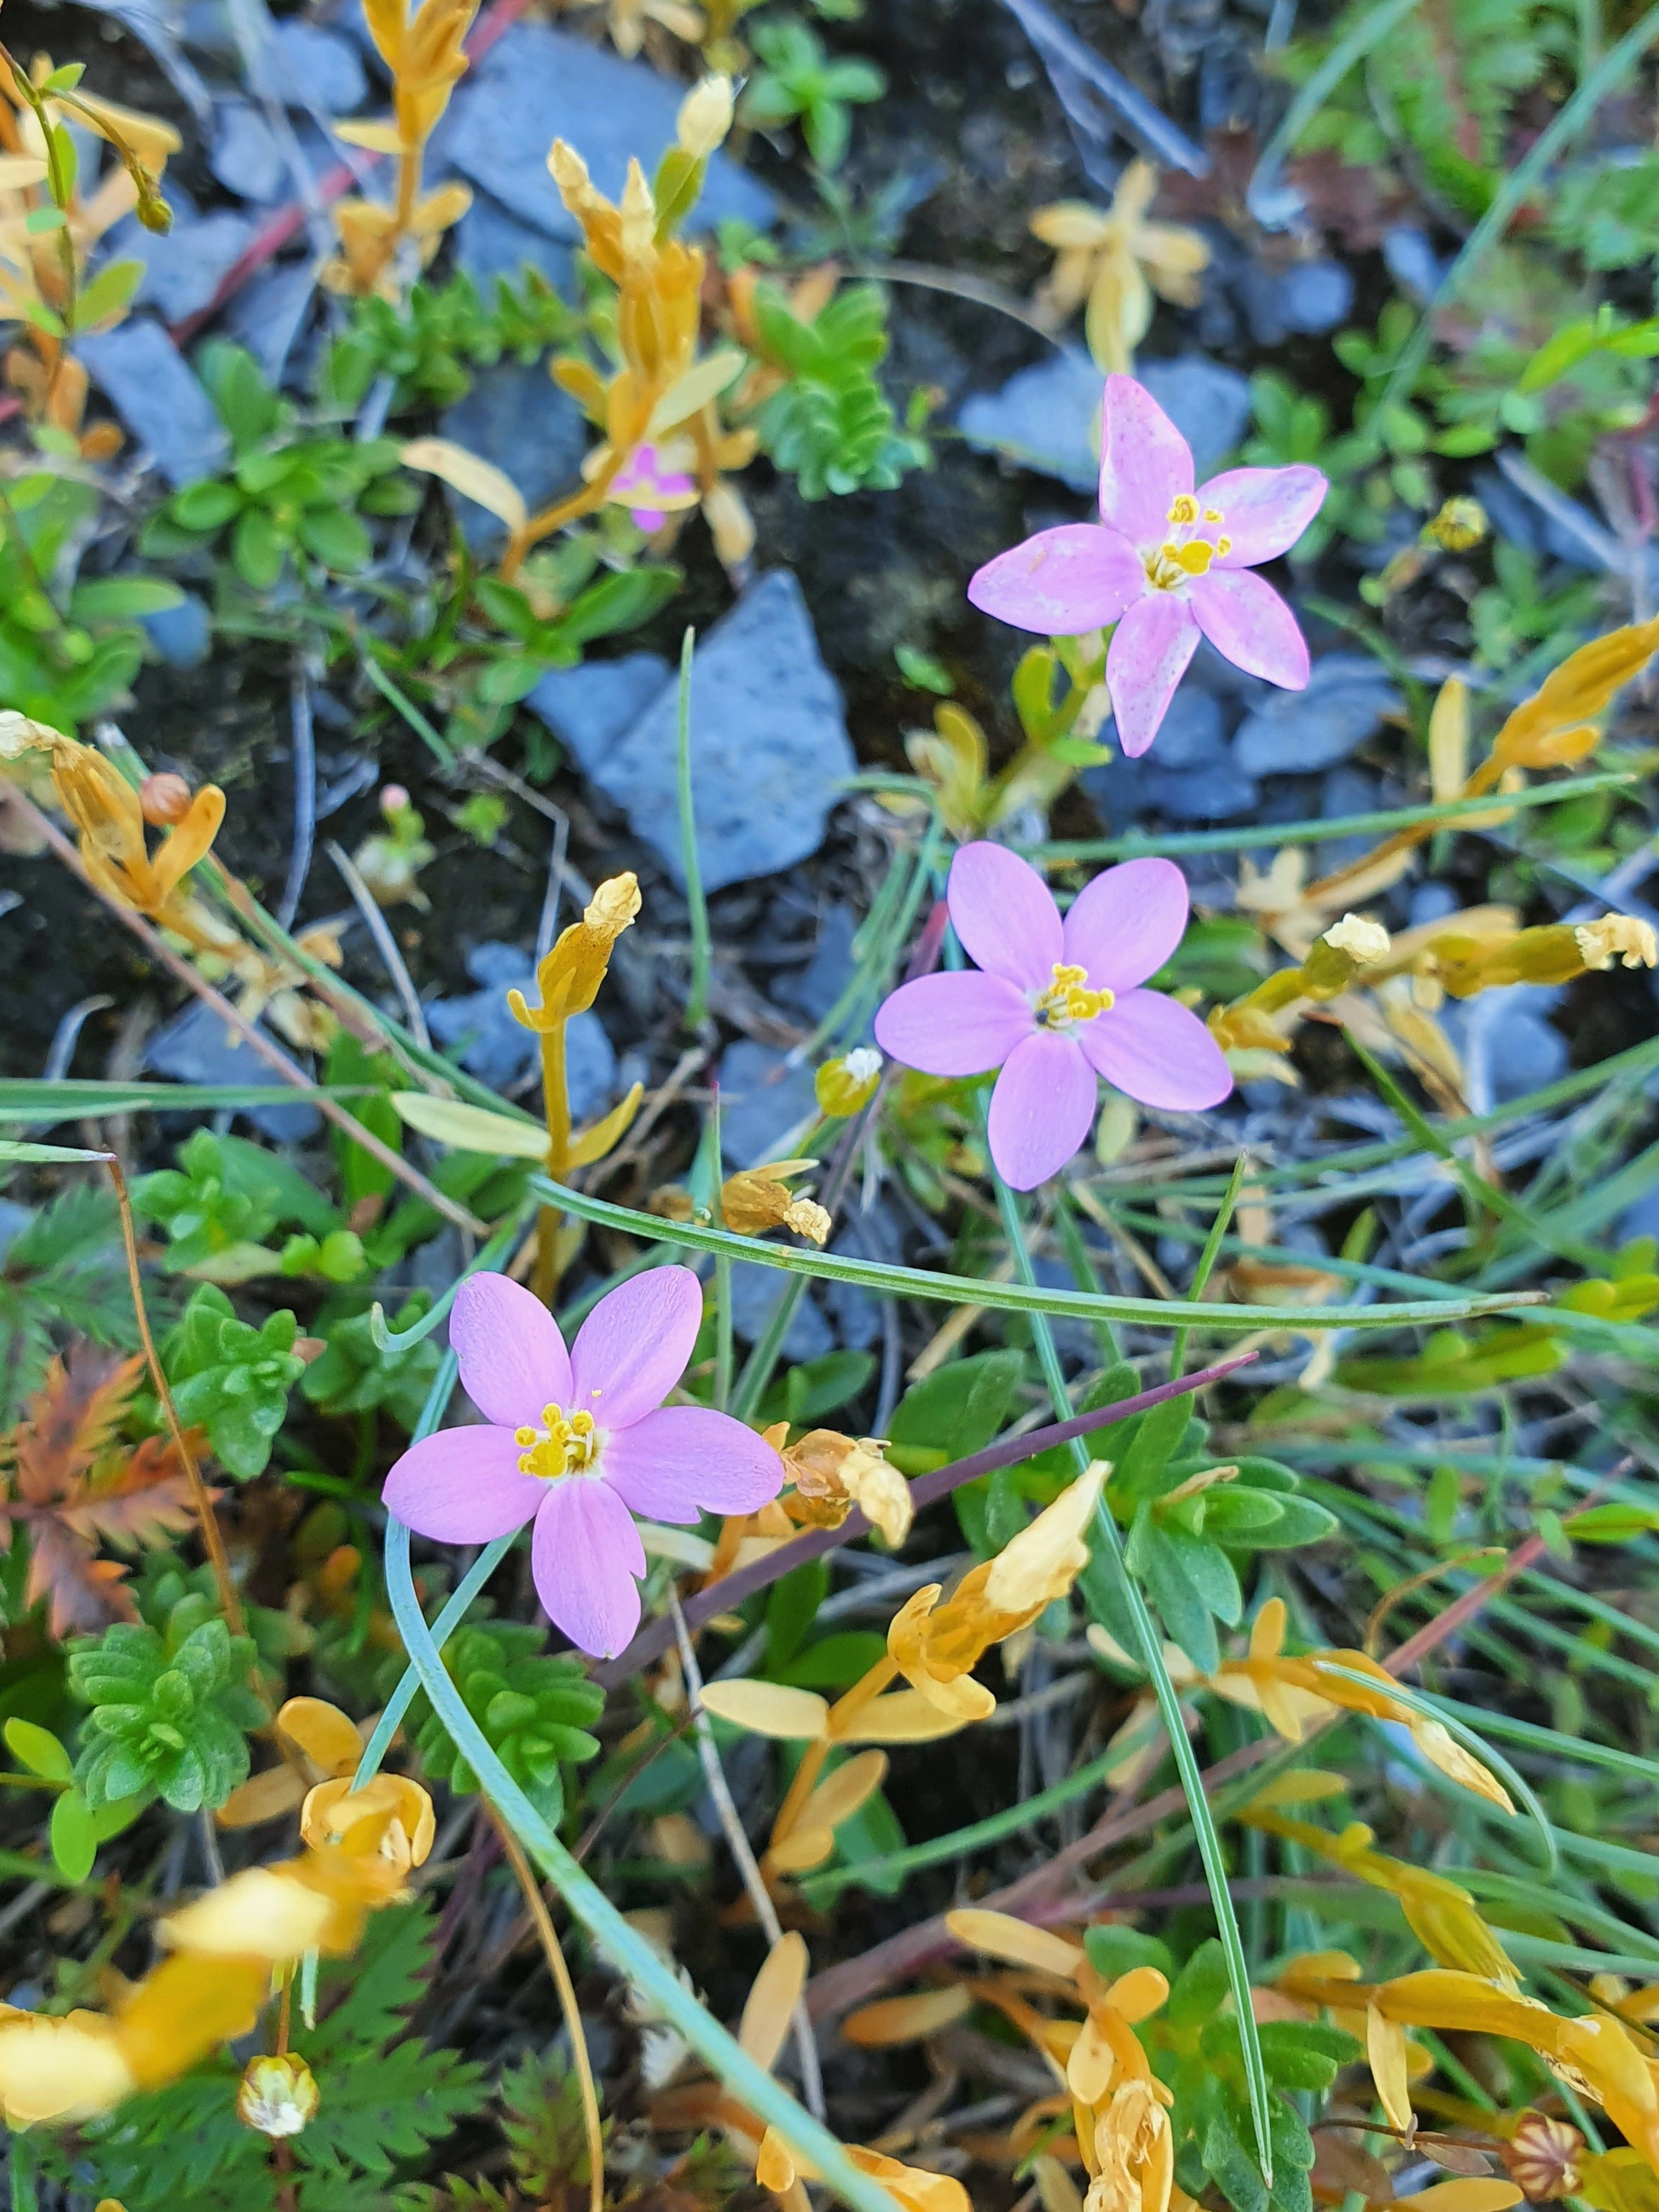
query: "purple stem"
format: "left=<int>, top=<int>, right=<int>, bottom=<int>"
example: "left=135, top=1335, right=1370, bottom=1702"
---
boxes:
left=590, top=1345, right=1257, bottom=1688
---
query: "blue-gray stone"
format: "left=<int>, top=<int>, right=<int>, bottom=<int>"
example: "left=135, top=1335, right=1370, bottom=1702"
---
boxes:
left=0, top=1199, right=31, bottom=1264
left=1617, top=1184, right=1659, bottom=1248
left=959, top=347, right=1100, bottom=493
left=546, top=570, right=854, bottom=893
left=1383, top=227, right=1443, bottom=305
left=77, top=321, right=230, bottom=489
left=455, top=190, right=577, bottom=294
left=1318, top=764, right=1383, bottom=871
left=527, top=652, right=672, bottom=763
left=1084, top=689, right=1258, bottom=825
left=224, top=262, right=317, bottom=386
left=1233, top=654, right=1402, bottom=775
left=211, top=100, right=286, bottom=203
left=108, top=185, right=255, bottom=323
left=779, top=903, right=858, bottom=1023
left=822, top=1202, right=901, bottom=1351
left=1409, top=881, right=1459, bottom=927
left=1137, top=354, right=1252, bottom=475
left=717, top=1040, right=820, bottom=1167
left=1276, top=260, right=1353, bottom=335
left=427, top=940, right=616, bottom=1114
left=727, top=1264, right=833, bottom=1358
left=144, top=1003, right=319, bottom=1140
left=141, top=591, right=212, bottom=669
left=250, top=21, right=367, bottom=112
left=432, top=25, right=777, bottom=244
left=438, top=360, right=589, bottom=553
left=1468, top=989, right=1569, bottom=1105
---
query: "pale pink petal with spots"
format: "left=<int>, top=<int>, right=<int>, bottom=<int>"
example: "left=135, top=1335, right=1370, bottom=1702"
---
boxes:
left=604, top=1405, right=784, bottom=1523
left=1106, top=591, right=1200, bottom=757
left=874, top=971, right=1035, bottom=1078
left=383, top=1424, right=546, bottom=1543
left=569, top=1265, right=704, bottom=1431
left=946, top=841, right=1064, bottom=989
left=966, top=523, right=1146, bottom=637
left=1188, top=567, right=1310, bottom=690
left=1061, top=856, right=1191, bottom=995
left=1097, top=373, right=1194, bottom=547
left=1196, top=465, right=1327, bottom=569
left=1078, top=988, right=1234, bottom=1112
left=985, top=1030, right=1098, bottom=1190
left=532, top=1477, right=647, bottom=1659
left=449, top=1272, right=572, bottom=1427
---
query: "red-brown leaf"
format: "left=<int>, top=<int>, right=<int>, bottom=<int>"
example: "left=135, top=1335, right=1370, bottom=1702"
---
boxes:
left=23, top=1521, right=138, bottom=1640
left=3, top=1345, right=144, bottom=1508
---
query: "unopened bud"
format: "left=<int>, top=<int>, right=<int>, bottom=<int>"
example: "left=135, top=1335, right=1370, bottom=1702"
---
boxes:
left=380, top=783, right=410, bottom=817
left=620, top=158, right=656, bottom=261
left=139, top=772, right=192, bottom=825
left=238, top=2052, right=319, bottom=2138
left=815, top=1047, right=882, bottom=1118
left=1425, top=496, right=1487, bottom=553
left=1503, top=2114, right=1584, bottom=2201
left=676, top=73, right=734, bottom=158
left=1574, top=912, right=1658, bottom=972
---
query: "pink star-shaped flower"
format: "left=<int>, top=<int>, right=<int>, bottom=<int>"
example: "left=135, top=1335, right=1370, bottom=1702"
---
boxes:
left=383, top=1269, right=782, bottom=1658
left=967, top=374, right=1327, bottom=757
left=874, top=843, right=1233, bottom=1190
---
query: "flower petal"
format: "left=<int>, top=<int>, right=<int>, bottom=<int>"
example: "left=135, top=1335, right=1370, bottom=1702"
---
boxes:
left=874, top=971, right=1034, bottom=1077
left=603, top=1405, right=784, bottom=1522
left=947, top=841, right=1063, bottom=989
left=1062, top=856, right=1191, bottom=992
left=531, top=1478, right=645, bottom=1659
left=1188, top=568, right=1310, bottom=690
left=986, top=1031, right=1098, bottom=1190
left=1106, top=592, right=1200, bottom=757
left=450, top=1271, right=571, bottom=1426
left=570, top=1264, right=703, bottom=1430
left=1197, top=464, right=1327, bottom=568
left=383, top=1425, right=545, bottom=1542
left=1098, top=373, right=1193, bottom=545
left=1078, top=988, right=1234, bottom=1112
left=967, top=523, right=1145, bottom=637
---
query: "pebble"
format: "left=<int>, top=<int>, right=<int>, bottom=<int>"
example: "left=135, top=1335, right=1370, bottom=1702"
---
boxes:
left=726, top=1264, right=834, bottom=1358
left=140, top=592, right=213, bottom=669
left=211, top=100, right=287, bottom=203
left=1233, top=653, right=1403, bottom=775
left=1134, top=354, right=1253, bottom=475
left=437, top=359, right=589, bottom=553
left=431, top=24, right=776, bottom=244
left=1460, top=987, right=1569, bottom=1107
left=1275, top=260, right=1353, bottom=336
left=1408, top=881, right=1460, bottom=927
left=1085, top=689, right=1260, bottom=825
left=528, top=652, right=672, bottom=765
left=144, top=1003, right=320, bottom=1140
left=716, top=1040, right=820, bottom=1167
left=224, top=262, right=318, bottom=386
left=454, top=191, right=577, bottom=295
left=533, top=571, right=855, bottom=893
left=426, top=941, right=616, bottom=1113
left=249, top=20, right=368, bottom=113
left=1383, top=227, right=1444, bottom=305
left=106, top=183, right=255, bottom=326
left=1318, top=764, right=1383, bottom=872
left=775, top=903, right=859, bottom=1024
left=958, top=348, right=1101, bottom=494
left=77, top=321, right=230, bottom=489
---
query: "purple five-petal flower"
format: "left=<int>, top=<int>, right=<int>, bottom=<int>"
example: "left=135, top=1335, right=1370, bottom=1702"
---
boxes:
left=382, top=1268, right=781, bottom=1659
left=967, top=373, right=1327, bottom=757
left=873, top=843, right=1233, bottom=1191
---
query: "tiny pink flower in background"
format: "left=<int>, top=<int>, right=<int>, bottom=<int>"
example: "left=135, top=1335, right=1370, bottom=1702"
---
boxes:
left=874, top=841, right=1232, bottom=1191
left=383, top=1269, right=781, bottom=1659
left=608, top=442, right=698, bottom=533
left=967, top=373, right=1326, bottom=757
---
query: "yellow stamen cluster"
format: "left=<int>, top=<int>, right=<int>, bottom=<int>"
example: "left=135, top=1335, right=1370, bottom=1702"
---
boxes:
left=1035, top=961, right=1114, bottom=1029
left=1143, top=496, right=1231, bottom=590
left=514, top=1405, right=598, bottom=1481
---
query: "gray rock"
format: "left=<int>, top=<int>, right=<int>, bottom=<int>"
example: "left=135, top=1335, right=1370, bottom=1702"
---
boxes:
left=1233, top=653, right=1402, bottom=775
left=1383, top=227, right=1443, bottom=305
left=1409, top=881, right=1459, bottom=927
left=438, top=359, right=588, bottom=553
left=821, top=1202, right=902, bottom=1351
left=144, top=1003, right=319, bottom=1140
left=250, top=21, right=367, bottom=112
left=455, top=190, right=577, bottom=294
left=539, top=571, right=855, bottom=893
left=528, top=652, right=672, bottom=763
left=717, top=1040, right=820, bottom=1167
left=727, top=1264, right=833, bottom=1358
left=224, top=262, right=317, bottom=386
left=1318, top=764, right=1383, bottom=871
left=0, top=1199, right=31, bottom=1265
left=77, top=321, right=230, bottom=488
left=1463, top=988, right=1569, bottom=1106
left=1137, top=354, right=1252, bottom=475
left=778, top=903, right=858, bottom=1024
left=141, top=592, right=211, bottom=668
left=108, top=185, right=255, bottom=324
left=427, top=941, right=616, bottom=1113
left=959, top=347, right=1100, bottom=494
left=1134, top=687, right=1226, bottom=770
left=432, top=25, right=776, bottom=244
left=211, top=100, right=286, bottom=202
left=1276, top=260, right=1353, bottom=336
left=1083, top=689, right=1259, bottom=825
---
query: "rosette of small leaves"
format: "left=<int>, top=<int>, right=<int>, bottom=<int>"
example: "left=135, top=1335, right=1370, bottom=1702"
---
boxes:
left=752, top=284, right=929, bottom=499
left=300, top=1295, right=443, bottom=1433
left=161, top=1284, right=305, bottom=1481
left=69, top=1615, right=263, bottom=1813
left=324, top=268, right=577, bottom=412
left=741, top=16, right=885, bottom=171
left=407, top=1623, right=603, bottom=1823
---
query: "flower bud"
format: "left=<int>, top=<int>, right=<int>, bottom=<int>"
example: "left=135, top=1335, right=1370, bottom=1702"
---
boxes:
left=1503, top=2114, right=1584, bottom=2200
left=238, top=2052, right=320, bottom=2137
left=676, top=73, right=734, bottom=158
left=815, top=1047, right=883, bottom=1118
left=1298, top=915, right=1390, bottom=998
left=139, top=772, right=192, bottom=825
left=1425, top=496, right=1487, bottom=552
left=380, top=783, right=410, bottom=817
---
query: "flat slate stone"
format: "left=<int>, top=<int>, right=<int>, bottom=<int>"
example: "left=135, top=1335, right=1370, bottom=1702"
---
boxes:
left=224, top=262, right=318, bottom=386
left=77, top=320, right=230, bottom=488
left=433, top=24, right=777, bottom=244
left=250, top=20, right=367, bottom=112
left=527, top=652, right=672, bottom=763
left=140, top=592, right=212, bottom=668
left=537, top=571, right=854, bottom=893
left=716, top=1040, right=821, bottom=1167
left=1084, top=688, right=1259, bottom=825
left=1136, top=354, right=1252, bottom=475
left=438, top=360, right=589, bottom=553
left=959, top=348, right=1251, bottom=495
left=727, top=1264, right=833, bottom=1358
left=210, top=100, right=287, bottom=203
left=1233, top=652, right=1403, bottom=775
left=455, top=191, right=577, bottom=294
left=145, top=1003, right=318, bottom=1140
left=427, top=941, right=616, bottom=1111
left=109, top=186, right=255, bottom=323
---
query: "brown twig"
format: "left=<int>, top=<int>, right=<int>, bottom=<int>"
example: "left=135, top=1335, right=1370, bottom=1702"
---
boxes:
left=17, top=792, right=488, bottom=1239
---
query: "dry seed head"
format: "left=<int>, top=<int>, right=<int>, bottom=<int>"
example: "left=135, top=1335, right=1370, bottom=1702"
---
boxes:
left=1324, top=913, right=1391, bottom=965
left=1574, top=913, right=1658, bottom=971
left=237, top=2052, right=320, bottom=2138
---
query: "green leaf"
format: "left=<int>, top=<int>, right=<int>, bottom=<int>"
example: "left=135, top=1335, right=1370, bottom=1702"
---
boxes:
left=5, top=1717, right=72, bottom=1780
left=1083, top=1926, right=1173, bottom=1980
left=69, top=576, right=186, bottom=624
left=70, top=258, right=145, bottom=333
left=297, top=506, right=373, bottom=572
left=169, top=478, right=242, bottom=533
left=1168, top=1936, right=1229, bottom=2033
left=232, top=503, right=284, bottom=591
left=50, top=1787, right=98, bottom=1881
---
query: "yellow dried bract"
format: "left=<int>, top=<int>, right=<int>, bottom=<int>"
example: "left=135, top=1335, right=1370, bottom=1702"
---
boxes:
left=1031, top=161, right=1208, bottom=376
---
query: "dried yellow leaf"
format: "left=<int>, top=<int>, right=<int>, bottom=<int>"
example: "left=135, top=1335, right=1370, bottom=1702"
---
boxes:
left=696, top=1679, right=830, bottom=1740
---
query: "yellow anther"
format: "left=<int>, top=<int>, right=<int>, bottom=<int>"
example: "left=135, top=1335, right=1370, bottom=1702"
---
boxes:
left=516, top=1403, right=601, bottom=1481
left=1166, top=494, right=1200, bottom=525
left=1175, top=540, right=1215, bottom=576
left=1034, top=962, right=1115, bottom=1029
left=1215, top=536, right=1231, bottom=557
left=514, top=1426, right=537, bottom=1447
left=1203, top=506, right=1223, bottom=522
